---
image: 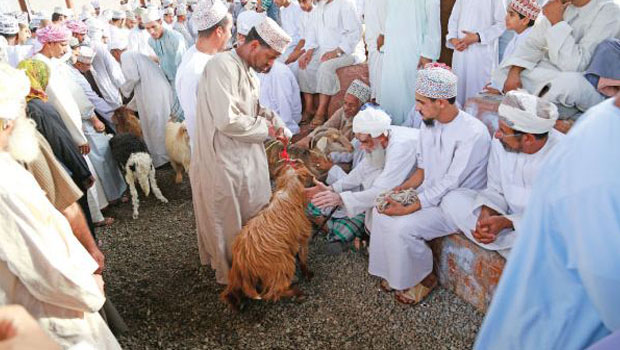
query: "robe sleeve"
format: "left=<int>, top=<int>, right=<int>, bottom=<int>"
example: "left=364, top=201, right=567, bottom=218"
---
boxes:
left=503, top=17, right=548, bottom=70
left=338, top=0, right=363, bottom=55
left=445, top=0, right=462, bottom=47
left=0, top=195, right=104, bottom=313
left=478, top=0, right=506, bottom=45
left=545, top=5, right=620, bottom=72
left=303, top=12, right=319, bottom=50
left=421, top=0, right=442, bottom=60
left=204, top=60, right=269, bottom=143
left=120, top=53, right=140, bottom=99
left=418, top=130, right=489, bottom=208
left=337, top=137, right=418, bottom=217
left=473, top=141, right=509, bottom=215
left=101, top=46, right=126, bottom=89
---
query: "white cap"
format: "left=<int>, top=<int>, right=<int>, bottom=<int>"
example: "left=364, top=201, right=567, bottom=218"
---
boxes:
left=0, top=15, right=18, bottom=35
left=254, top=17, right=291, bottom=54
left=91, top=0, right=101, bottom=9
left=192, top=0, right=228, bottom=31
left=0, top=62, right=30, bottom=120
left=77, top=45, right=96, bottom=63
left=53, top=6, right=72, bottom=17
left=236, top=10, right=264, bottom=36
left=498, top=90, right=558, bottom=134
left=176, top=6, right=187, bottom=16
left=352, top=107, right=392, bottom=138
left=163, top=0, right=174, bottom=7
left=164, top=8, right=175, bottom=16
left=108, top=32, right=129, bottom=51
left=112, top=10, right=126, bottom=20
left=143, top=6, right=162, bottom=23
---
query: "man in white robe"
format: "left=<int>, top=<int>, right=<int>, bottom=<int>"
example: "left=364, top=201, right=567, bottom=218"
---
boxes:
left=380, top=0, right=441, bottom=125
left=127, top=8, right=158, bottom=58
left=176, top=1, right=231, bottom=149
left=308, top=107, right=419, bottom=251
left=496, top=0, right=620, bottom=113
left=446, top=0, right=506, bottom=106
left=274, top=0, right=304, bottom=67
left=369, top=65, right=491, bottom=304
left=1, top=15, right=34, bottom=67
left=116, top=44, right=172, bottom=167
left=297, top=0, right=363, bottom=127
left=0, top=63, right=121, bottom=350
left=190, top=17, right=292, bottom=284
left=446, top=91, right=564, bottom=259
left=362, top=0, right=387, bottom=103
left=174, top=6, right=195, bottom=47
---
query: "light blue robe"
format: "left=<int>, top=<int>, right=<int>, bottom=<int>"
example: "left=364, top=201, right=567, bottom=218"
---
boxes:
left=149, top=28, right=187, bottom=121
left=475, top=98, right=620, bottom=350
left=379, top=0, right=441, bottom=125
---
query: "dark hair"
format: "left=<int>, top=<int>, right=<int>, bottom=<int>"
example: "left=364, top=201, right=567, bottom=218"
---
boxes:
left=512, top=130, right=549, bottom=140
left=198, top=15, right=230, bottom=38
left=0, top=33, right=17, bottom=40
left=244, top=27, right=270, bottom=48
left=516, top=12, right=536, bottom=27
left=51, top=13, right=63, bottom=22
left=429, top=96, right=457, bottom=105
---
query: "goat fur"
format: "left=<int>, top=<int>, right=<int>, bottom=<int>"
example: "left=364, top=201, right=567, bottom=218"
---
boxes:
left=310, top=127, right=354, bottom=154
left=109, top=133, right=168, bottom=219
left=265, top=140, right=327, bottom=180
left=221, top=163, right=314, bottom=309
left=165, top=120, right=191, bottom=184
left=112, top=107, right=143, bottom=140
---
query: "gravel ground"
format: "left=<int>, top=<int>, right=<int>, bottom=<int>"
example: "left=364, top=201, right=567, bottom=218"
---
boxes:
left=99, top=168, right=483, bottom=350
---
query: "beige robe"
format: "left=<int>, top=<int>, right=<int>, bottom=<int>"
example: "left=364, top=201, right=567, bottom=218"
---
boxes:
left=190, top=50, right=288, bottom=284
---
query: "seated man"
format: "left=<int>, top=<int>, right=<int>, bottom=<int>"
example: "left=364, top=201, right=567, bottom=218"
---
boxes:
left=306, top=106, right=419, bottom=254
left=369, top=64, right=491, bottom=305
left=445, top=90, right=564, bottom=258
left=495, top=0, right=620, bottom=114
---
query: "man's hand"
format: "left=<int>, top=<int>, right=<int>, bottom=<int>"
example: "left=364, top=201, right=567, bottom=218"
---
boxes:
left=543, top=0, right=569, bottom=26
left=298, top=49, right=314, bottom=70
left=304, top=178, right=330, bottom=200
left=460, top=30, right=480, bottom=46
left=89, top=247, right=105, bottom=274
left=312, top=190, right=342, bottom=209
left=472, top=215, right=513, bottom=244
left=149, top=55, right=159, bottom=64
left=91, top=116, right=105, bottom=133
left=376, top=34, right=385, bottom=51
left=449, top=38, right=462, bottom=49
left=482, top=83, right=502, bottom=95
left=378, top=197, right=419, bottom=216
left=503, top=66, right=523, bottom=93
left=285, top=48, right=305, bottom=65
left=79, top=143, right=91, bottom=155
left=417, top=56, right=432, bottom=69
left=321, top=49, right=341, bottom=63
left=0, top=305, right=61, bottom=349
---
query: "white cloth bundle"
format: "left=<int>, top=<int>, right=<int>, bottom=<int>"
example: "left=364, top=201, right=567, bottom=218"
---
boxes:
left=375, top=188, right=419, bottom=212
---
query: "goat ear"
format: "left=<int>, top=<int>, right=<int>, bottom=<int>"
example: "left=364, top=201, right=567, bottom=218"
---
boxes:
left=315, top=137, right=328, bottom=153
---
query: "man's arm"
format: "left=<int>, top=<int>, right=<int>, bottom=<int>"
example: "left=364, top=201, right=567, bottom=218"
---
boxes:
left=62, top=202, right=105, bottom=274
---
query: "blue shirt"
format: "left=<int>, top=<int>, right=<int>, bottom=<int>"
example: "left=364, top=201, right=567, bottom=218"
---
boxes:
left=475, top=98, right=620, bottom=350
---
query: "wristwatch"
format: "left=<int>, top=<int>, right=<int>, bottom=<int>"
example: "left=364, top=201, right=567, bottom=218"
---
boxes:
left=336, top=48, right=343, bottom=57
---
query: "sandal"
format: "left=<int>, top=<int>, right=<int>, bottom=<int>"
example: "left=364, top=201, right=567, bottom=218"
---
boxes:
left=394, top=274, right=437, bottom=305
left=311, top=115, right=326, bottom=128
left=94, top=217, right=115, bottom=227
left=300, top=112, right=314, bottom=125
left=379, top=279, right=394, bottom=293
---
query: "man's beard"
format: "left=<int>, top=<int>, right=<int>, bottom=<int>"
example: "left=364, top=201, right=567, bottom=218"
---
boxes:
left=500, top=139, right=520, bottom=153
left=366, top=145, right=386, bottom=169
left=422, top=118, right=435, bottom=127
left=8, top=117, right=40, bottom=164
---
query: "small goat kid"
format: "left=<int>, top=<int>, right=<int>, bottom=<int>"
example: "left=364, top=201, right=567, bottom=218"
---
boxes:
left=165, top=120, right=191, bottom=183
left=112, top=107, right=143, bottom=140
left=221, top=160, right=315, bottom=310
left=109, top=133, right=168, bottom=219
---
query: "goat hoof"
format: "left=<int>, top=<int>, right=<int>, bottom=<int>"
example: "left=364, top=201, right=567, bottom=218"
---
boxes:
left=174, top=172, right=183, bottom=184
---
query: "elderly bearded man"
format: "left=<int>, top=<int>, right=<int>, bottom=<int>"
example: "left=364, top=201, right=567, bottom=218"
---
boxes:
left=190, top=17, right=293, bottom=285
left=445, top=90, right=564, bottom=259
left=307, top=106, right=419, bottom=254
left=369, top=65, right=491, bottom=305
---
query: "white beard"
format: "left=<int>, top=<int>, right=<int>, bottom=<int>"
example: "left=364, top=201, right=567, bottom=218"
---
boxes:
left=8, top=117, right=40, bottom=164
left=366, top=145, right=386, bottom=169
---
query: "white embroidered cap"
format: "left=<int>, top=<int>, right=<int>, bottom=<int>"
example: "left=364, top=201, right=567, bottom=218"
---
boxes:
left=0, top=15, right=18, bottom=35
left=192, top=0, right=228, bottom=31
left=236, top=10, right=263, bottom=36
left=498, top=90, right=558, bottom=134
left=346, top=79, right=371, bottom=104
left=77, top=45, right=96, bottom=63
left=112, top=10, right=126, bottom=20
left=164, top=8, right=175, bottom=16
left=143, top=6, right=162, bottom=23
left=254, top=16, right=291, bottom=54
left=176, top=6, right=188, bottom=16
left=415, top=63, right=458, bottom=100
left=509, top=0, right=541, bottom=21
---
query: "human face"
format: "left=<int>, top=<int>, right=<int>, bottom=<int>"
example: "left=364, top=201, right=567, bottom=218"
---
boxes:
left=343, top=93, right=362, bottom=118
left=274, top=0, right=290, bottom=7
left=356, top=133, right=379, bottom=153
left=495, top=119, right=522, bottom=152
left=17, top=26, right=31, bottom=44
left=49, top=40, right=69, bottom=58
left=73, top=32, right=85, bottom=43
left=126, top=19, right=137, bottom=29
left=248, top=41, right=280, bottom=73
left=298, top=0, right=313, bottom=12
left=216, top=17, right=233, bottom=51
left=145, top=20, right=164, bottom=39
left=505, top=8, right=528, bottom=32
left=164, top=14, right=174, bottom=25
left=74, top=60, right=92, bottom=73
left=414, top=93, right=441, bottom=124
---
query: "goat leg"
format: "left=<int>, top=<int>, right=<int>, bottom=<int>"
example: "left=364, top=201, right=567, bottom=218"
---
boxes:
left=297, top=248, right=313, bottom=281
left=148, top=165, right=169, bottom=203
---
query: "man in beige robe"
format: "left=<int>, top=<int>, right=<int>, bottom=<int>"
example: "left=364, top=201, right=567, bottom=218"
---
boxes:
left=190, top=18, right=292, bottom=284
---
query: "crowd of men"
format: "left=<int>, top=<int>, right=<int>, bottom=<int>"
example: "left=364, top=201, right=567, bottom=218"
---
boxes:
left=0, top=0, right=619, bottom=348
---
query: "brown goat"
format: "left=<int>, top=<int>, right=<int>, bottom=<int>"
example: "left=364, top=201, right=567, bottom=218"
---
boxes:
left=265, top=140, right=329, bottom=181
left=221, top=161, right=315, bottom=310
left=310, top=127, right=354, bottom=154
left=112, top=107, right=143, bottom=140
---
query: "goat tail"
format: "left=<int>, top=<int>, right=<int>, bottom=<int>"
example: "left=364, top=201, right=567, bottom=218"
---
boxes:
left=221, top=258, right=261, bottom=309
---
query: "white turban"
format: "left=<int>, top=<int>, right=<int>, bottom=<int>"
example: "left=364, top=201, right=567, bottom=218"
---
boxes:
left=143, top=6, right=162, bottom=23
left=0, top=62, right=30, bottom=120
left=108, top=32, right=129, bottom=51
left=498, top=90, right=558, bottom=134
left=236, top=10, right=264, bottom=36
left=76, top=45, right=96, bottom=63
left=352, top=107, right=392, bottom=138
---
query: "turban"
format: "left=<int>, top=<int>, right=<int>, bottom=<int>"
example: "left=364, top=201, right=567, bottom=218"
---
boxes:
left=77, top=45, right=96, bottom=64
left=100, top=9, right=113, bottom=22
left=236, top=10, right=264, bottom=36
left=346, top=79, right=371, bottom=104
left=143, top=7, right=162, bottom=23
left=37, top=25, right=72, bottom=44
left=192, top=0, right=228, bottom=31
left=352, top=107, right=392, bottom=138
left=108, top=33, right=129, bottom=51
left=66, top=20, right=88, bottom=35
left=17, top=59, right=50, bottom=102
left=0, top=62, right=30, bottom=120
left=498, top=90, right=558, bottom=134
left=112, top=10, right=126, bottom=20
left=416, top=63, right=458, bottom=100
left=86, top=18, right=104, bottom=40
left=509, top=0, right=541, bottom=21
left=0, top=15, right=19, bottom=35
left=255, top=17, right=291, bottom=54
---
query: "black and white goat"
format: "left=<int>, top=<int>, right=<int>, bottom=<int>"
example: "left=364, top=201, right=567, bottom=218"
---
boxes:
left=109, top=133, right=168, bottom=219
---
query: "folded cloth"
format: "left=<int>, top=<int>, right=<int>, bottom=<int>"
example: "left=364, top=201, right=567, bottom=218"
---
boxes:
left=585, top=39, right=620, bottom=96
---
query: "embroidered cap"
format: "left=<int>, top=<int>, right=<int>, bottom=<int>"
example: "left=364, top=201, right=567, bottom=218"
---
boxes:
left=509, top=0, right=541, bottom=21
left=112, top=10, right=126, bottom=20
left=76, top=45, right=96, bottom=63
left=346, top=79, right=371, bottom=104
left=143, top=7, right=162, bottom=23
left=415, top=63, right=458, bottom=100
left=192, top=0, right=228, bottom=31
left=0, top=15, right=18, bottom=35
left=254, top=17, right=291, bottom=54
